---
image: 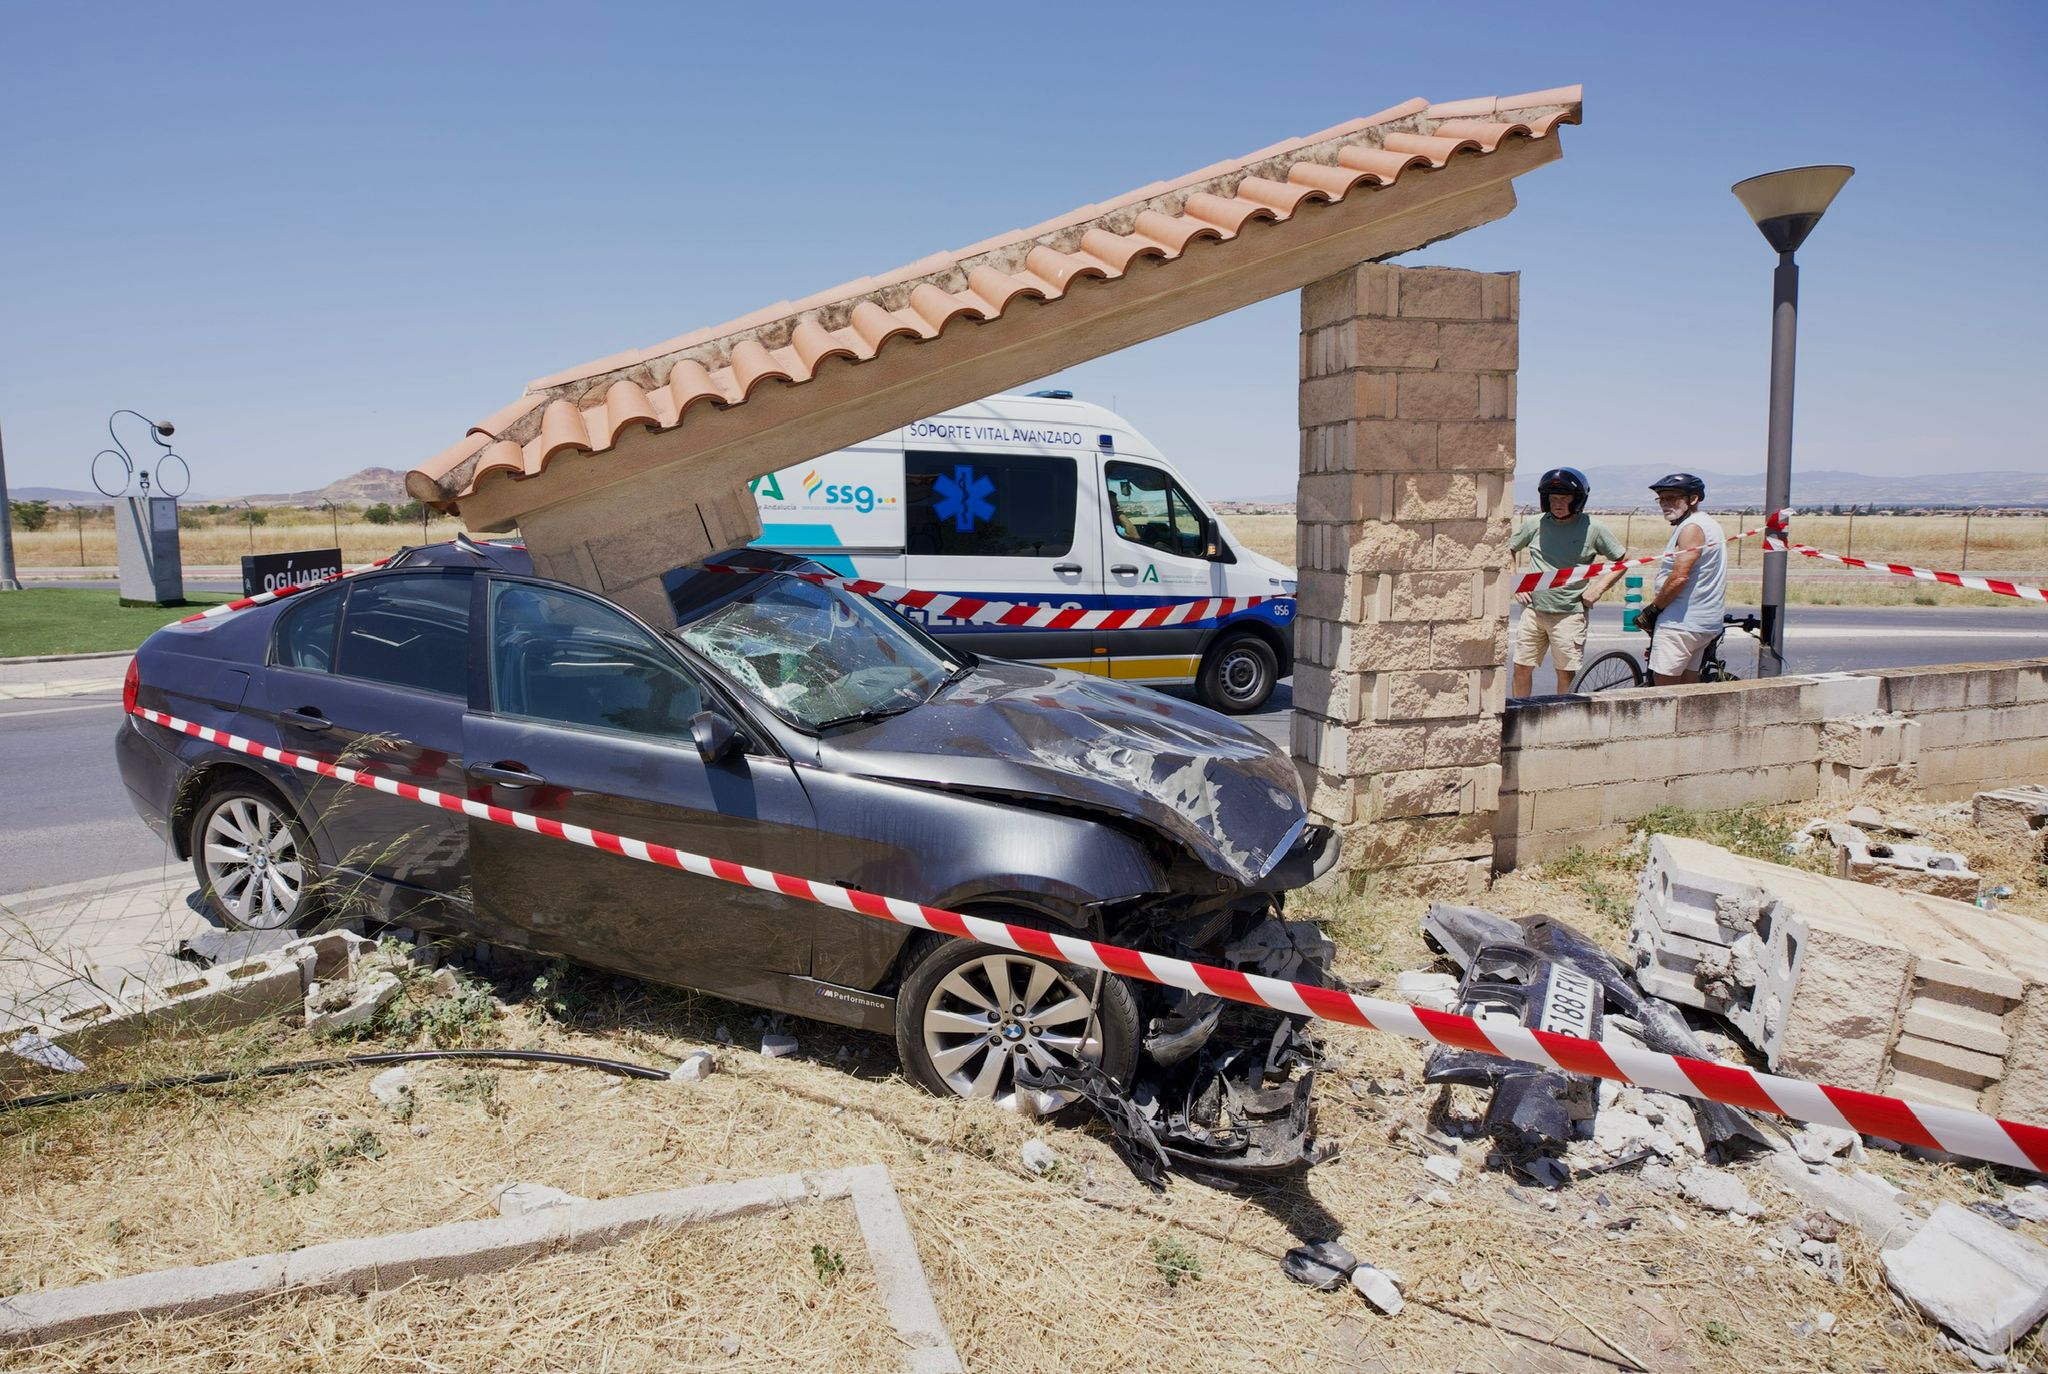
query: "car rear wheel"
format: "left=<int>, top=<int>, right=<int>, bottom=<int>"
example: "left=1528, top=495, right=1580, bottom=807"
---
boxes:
left=1197, top=631, right=1278, bottom=714
left=894, top=933, right=1138, bottom=1112
left=191, top=783, right=317, bottom=931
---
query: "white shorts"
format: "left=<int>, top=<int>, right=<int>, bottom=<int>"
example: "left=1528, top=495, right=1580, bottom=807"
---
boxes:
left=1649, top=625, right=1718, bottom=678
left=1513, top=609, right=1589, bottom=672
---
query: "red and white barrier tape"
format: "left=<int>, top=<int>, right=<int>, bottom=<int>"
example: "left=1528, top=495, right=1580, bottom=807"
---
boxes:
left=130, top=703, right=2048, bottom=1172
left=176, top=557, right=396, bottom=624
left=1763, top=537, right=2048, bottom=604
left=700, top=562, right=1287, bottom=630
left=1511, top=510, right=1789, bottom=597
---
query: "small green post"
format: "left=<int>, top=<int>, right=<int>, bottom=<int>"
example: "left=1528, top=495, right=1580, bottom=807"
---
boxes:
left=1622, top=573, right=1645, bottom=632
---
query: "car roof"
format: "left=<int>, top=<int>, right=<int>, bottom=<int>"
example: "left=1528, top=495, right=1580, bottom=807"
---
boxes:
left=387, top=538, right=533, bottom=572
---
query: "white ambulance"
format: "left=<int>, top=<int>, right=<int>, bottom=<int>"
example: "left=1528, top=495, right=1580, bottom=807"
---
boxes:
left=749, top=392, right=1296, bottom=713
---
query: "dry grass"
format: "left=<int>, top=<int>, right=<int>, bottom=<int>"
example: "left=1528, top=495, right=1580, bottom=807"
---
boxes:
left=4, top=1205, right=896, bottom=1373
left=10, top=817, right=2048, bottom=1373
left=12, top=509, right=464, bottom=569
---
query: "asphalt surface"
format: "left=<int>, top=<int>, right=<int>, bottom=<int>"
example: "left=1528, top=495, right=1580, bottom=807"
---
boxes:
left=1, top=604, right=2040, bottom=896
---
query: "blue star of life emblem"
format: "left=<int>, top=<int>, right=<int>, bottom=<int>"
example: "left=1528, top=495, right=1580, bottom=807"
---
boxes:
left=932, top=464, right=995, bottom=532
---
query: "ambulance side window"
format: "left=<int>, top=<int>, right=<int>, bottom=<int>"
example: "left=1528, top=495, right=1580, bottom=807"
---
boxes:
left=1105, top=461, right=1206, bottom=559
left=905, top=452, right=1076, bottom=557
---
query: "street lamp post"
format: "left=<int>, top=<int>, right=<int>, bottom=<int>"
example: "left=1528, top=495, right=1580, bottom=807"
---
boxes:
left=1732, top=165, right=1853, bottom=676
left=0, top=416, right=21, bottom=591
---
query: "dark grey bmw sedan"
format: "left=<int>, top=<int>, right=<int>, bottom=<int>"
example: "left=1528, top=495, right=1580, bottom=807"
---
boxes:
left=117, top=540, right=1339, bottom=1174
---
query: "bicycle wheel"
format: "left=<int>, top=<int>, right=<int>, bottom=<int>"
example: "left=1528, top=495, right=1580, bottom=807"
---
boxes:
left=1573, top=650, right=1646, bottom=693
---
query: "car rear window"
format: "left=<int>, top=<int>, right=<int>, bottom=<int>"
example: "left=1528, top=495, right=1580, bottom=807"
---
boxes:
left=335, top=574, right=470, bottom=698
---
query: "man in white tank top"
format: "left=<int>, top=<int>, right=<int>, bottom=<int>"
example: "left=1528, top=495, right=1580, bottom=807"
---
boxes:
left=1640, top=472, right=1726, bottom=684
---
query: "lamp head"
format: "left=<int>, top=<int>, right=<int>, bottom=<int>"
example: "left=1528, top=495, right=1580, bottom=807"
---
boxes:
left=1732, top=165, right=1854, bottom=254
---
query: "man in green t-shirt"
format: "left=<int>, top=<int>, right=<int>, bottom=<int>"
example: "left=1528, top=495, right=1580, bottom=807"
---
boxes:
left=1509, top=468, right=1627, bottom=696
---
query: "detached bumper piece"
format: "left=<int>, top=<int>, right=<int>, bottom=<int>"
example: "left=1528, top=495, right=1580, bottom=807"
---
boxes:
left=1424, top=944, right=1604, bottom=1163
left=1028, top=918, right=1339, bottom=1186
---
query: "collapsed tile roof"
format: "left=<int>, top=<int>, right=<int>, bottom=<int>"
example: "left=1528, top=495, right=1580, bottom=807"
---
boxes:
left=409, top=87, right=1580, bottom=522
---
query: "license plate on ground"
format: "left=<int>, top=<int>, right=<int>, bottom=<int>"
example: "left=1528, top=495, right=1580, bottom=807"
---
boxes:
left=1536, top=965, right=1600, bottom=1039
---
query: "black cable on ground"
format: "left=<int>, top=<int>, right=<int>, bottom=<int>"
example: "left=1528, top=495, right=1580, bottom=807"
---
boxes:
left=0, top=1047, right=671, bottom=1113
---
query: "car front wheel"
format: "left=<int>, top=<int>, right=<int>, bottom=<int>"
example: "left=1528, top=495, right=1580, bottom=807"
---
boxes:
left=191, top=783, right=317, bottom=931
left=894, top=933, right=1138, bottom=1112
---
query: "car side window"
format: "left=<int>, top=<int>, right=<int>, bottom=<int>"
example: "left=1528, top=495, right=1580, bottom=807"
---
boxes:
left=334, top=574, right=471, bottom=698
left=488, top=581, right=705, bottom=742
left=1106, top=460, right=1206, bottom=559
left=275, top=583, right=344, bottom=673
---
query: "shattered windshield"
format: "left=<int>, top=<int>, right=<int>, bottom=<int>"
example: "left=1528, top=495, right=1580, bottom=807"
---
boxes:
left=673, top=574, right=958, bottom=731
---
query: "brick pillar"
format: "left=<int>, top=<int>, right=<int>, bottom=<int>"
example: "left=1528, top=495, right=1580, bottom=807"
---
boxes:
left=1291, top=264, right=1515, bottom=898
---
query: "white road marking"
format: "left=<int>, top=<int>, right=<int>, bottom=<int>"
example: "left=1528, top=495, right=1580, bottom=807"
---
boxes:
left=0, top=701, right=123, bottom=720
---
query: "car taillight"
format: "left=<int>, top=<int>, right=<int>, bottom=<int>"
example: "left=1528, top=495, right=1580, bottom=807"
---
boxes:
left=123, top=659, right=139, bottom=716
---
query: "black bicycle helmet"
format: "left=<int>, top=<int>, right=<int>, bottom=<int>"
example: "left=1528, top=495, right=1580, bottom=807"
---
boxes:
left=1535, top=466, right=1590, bottom=517
left=1648, top=472, right=1706, bottom=500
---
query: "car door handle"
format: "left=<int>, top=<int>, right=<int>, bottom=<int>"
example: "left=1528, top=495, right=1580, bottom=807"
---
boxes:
left=468, top=762, right=546, bottom=789
left=1052, top=562, right=1083, bottom=575
left=1110, top=564, right=1139, bottom=576
left=281, top=708, right=330, bottom=732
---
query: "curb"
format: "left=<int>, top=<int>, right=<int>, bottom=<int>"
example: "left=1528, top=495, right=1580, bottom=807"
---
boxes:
left=0, top=676, right=129, bottom=702
left=0, top=1165, right=962, bottom=1369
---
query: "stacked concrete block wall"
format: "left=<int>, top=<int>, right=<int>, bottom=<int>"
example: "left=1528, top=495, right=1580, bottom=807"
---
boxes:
left=1498, top=659, right=2048, bottom=867
left=1976, top=784, right=2048, bottom=858
left=1291, top=263, right=1516, bottom=897
left=1631, top=835, right=2048, bottom=1118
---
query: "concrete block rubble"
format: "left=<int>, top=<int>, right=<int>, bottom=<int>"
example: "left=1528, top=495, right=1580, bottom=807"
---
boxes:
left=1392, top=816, right=2048, bottom=1364
left=1629, top=832, right=2048, bottom=1120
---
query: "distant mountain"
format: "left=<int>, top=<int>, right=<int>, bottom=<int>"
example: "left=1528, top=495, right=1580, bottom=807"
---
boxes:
left=241, top=467, right=410, bottom=506
left=8, top=486, right=118, bottom=505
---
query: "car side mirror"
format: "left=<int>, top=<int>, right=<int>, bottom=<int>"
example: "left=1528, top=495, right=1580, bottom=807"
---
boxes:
left=689, top=710, right=743, bottom=764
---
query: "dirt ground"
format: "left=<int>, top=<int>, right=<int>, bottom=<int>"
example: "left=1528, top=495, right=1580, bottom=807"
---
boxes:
left=4, top=796, right=2046, bottom=1372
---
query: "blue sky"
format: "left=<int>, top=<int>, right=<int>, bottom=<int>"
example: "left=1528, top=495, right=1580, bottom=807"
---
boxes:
left=2, top=1, right=2043, bottom=502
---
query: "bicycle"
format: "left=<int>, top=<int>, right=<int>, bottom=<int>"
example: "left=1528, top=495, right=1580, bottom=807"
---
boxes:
left=1572, top=611, right=1763, bottom=692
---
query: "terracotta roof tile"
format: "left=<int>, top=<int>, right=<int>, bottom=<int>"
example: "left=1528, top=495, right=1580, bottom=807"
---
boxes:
left=410, top=86, right=1581, bottom=511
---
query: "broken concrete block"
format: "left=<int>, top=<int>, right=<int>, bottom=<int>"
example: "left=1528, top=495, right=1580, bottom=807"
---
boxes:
left=669, top=1051, right=716, bottom=1083
left=1836, top=839, right=1981, bottom=903
left=304, top=971, right=401, bottom=1035
left=759, top=1033, right=798, bottom=1058
left=369, top=1067, right=414, bottom=1109
left=1883, top=1203, right=2048, bottom=1354
left=1422, top=1155, right=1461, bottom=1186
left=1974, top=785, right=2048, bottom=855
left=1350, top=1264, right=1403, bottom=1315
left=1678, top=1165, right=1760, bottom=1216
left=1021, top=1140, right=1059, bottom=1176
left=181, top=925, right=303, bottom=968
left=1792, top=1125, right=1863, bottom=1165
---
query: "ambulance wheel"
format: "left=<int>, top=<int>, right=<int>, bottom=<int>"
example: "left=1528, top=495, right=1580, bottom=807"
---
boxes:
left=1198, top=632, right=1277, bottom=713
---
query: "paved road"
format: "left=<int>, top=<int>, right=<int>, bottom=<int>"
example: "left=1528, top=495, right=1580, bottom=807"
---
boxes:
left=3, top=604, right=2041, bottom=896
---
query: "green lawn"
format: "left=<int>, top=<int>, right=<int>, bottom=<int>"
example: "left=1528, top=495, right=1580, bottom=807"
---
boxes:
left=0, top=589, right=237, bottom=658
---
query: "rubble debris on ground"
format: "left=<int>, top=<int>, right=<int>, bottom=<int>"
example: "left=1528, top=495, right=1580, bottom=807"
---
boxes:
left=1416, top=904, right=1770, bottom=1173
left=1976, top=785, right=2048, bottom=859
left=1, top=929, right=371, bottom=1092
left=304, top=970, right=402, bottom=1035
left=760, top=1032, right=799, bottom=1058
left=1020, top=1139, right=1060, bottom=1176
left=1628, top=834, right=2048, bottom=1116
left=1676, top=1164, right=1760, bottom=1217
left=669, top=1050, right=716, bottom=1082
left=490, top=1181, right=588, bottom=1217
left=1349, top=1263, right=1403, bottom=1315
left=1883, top=1202, right=2048, bottom=1358
left=368, top=1066, right=414, bottom=1110
left=1834, top=834, right=1982, bottom=903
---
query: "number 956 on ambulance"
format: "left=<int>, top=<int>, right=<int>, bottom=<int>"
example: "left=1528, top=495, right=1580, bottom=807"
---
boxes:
left=747, top=392, right=1296, bottom=714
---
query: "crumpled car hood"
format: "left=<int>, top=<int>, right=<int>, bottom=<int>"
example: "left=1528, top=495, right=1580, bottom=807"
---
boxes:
left=813, top=660, right=1306, bottom=884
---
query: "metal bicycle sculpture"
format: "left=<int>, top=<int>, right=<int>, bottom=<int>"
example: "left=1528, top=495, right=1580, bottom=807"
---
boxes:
left=90, top=411, right=188, bottom=499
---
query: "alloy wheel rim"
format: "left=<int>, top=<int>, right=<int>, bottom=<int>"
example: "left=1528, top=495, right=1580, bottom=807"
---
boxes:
left=202, top=797, right=302, bottom=930
left=922, top=953, right=1102, bottom=1110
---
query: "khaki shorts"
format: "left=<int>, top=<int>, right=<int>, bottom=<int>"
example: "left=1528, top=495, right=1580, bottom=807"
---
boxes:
left=1513, top=609, right=1589, bottom=672
left=1648, top=625, right=1719, bottom=678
